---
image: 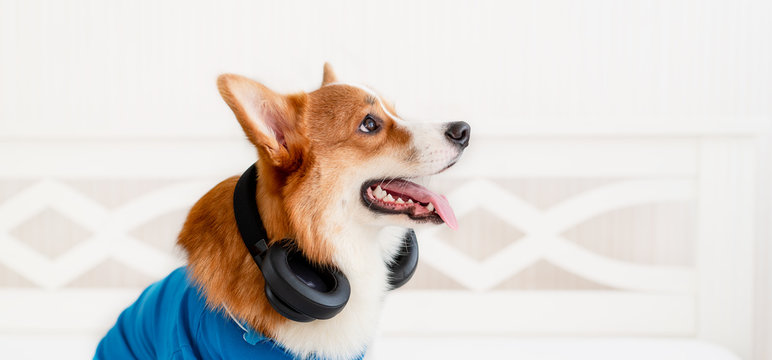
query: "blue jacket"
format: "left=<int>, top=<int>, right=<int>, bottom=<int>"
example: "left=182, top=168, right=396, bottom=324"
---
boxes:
left=96, top=267, right=357, bottom=359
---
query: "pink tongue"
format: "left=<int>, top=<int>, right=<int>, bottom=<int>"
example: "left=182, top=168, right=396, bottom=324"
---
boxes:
left=382, top=180, right=459, bottom=230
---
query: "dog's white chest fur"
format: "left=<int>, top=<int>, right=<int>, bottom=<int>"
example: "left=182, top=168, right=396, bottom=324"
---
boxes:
left=270, top=225, right=405, bottom=360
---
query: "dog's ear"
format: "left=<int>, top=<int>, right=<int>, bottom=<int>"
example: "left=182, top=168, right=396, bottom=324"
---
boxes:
left=217, top=74, right=306, bottom=170
left=321, top=62, right=338, bottom=86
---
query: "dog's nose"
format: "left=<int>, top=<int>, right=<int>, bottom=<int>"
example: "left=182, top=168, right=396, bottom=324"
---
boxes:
left=444, top=121, right=470, bottom=149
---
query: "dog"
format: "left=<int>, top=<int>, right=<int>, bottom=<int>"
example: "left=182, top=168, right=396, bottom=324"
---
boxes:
left=95, top=64, right=470, bottom=360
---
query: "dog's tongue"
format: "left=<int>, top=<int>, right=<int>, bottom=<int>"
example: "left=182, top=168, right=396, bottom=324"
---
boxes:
left=383, top=180, right=458, bottom=230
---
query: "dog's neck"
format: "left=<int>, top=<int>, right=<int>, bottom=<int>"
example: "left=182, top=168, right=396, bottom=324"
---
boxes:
left=271, top=224, right=393, bottom=359
left=256, top=161, right=398, bottom=359
left=178, top=163, right=398, bottom=360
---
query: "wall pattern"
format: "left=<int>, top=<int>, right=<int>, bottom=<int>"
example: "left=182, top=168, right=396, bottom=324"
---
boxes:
left=0, top=177, right=695, bottom=291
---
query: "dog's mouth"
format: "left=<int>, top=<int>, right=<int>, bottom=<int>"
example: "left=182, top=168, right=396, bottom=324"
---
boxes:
left=361, top=179, right=458, bottom=230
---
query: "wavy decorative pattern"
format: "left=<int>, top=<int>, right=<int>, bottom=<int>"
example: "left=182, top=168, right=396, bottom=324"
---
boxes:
left=0, top=180, right=210, bottom=289
left=0, top=178, right=696, bottom=293
left=417, top=179, right=696, bottom=293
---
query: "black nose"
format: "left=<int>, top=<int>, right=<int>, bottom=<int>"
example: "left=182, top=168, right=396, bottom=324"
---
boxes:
left=444, top=121, right=470, bottom=149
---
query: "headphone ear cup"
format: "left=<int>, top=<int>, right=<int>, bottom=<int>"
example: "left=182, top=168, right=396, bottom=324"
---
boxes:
left=387, top=229, right=419, bottom=289
left=264, top=285, right=315, bottom=322
left=260, top=243, right=350, bottom=321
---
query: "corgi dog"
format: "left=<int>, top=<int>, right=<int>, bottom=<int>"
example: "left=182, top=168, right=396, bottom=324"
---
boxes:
left=96, top=64, right=470, bottom=360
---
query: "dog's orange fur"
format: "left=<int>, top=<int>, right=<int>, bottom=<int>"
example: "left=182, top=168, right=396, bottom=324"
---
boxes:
left=178, top=176, right=288, bottom=335
left=177, top=64, right=414, bottom=339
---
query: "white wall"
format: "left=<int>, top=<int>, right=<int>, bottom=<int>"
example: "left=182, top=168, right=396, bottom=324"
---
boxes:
left=1, top=0, right=769, bottom=138
left=0, top=0, right=769, bottom=359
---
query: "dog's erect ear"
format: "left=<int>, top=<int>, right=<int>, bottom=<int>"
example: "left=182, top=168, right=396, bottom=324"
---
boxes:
left=217, top=74, right=306, bottom=170
left=321, top=62, right=338, bottom=86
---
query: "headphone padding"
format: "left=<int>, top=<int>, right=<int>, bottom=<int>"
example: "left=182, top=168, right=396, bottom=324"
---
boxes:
left=261, top=245, right=350, bottom=320
left=387, top=229, right=419, bottom=289
left=264, top=285, right=315, bottom=322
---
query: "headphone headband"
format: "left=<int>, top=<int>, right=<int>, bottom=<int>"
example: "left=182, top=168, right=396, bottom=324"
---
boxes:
left=233, top=164, right=269, bottom=266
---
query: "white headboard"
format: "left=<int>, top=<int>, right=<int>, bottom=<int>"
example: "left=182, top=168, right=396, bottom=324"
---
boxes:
left=383, top=134, right=756, bottom=359
left=0, top=132, right=757, bottom=358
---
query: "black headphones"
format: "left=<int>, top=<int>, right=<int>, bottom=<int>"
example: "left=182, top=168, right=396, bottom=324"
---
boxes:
left=233, top=164, right=419, bottom=322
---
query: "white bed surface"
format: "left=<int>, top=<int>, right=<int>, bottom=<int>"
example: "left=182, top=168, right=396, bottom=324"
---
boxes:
left=0, top=334, right=740, bottom=360
left=370, top=336, right=741, bottom=359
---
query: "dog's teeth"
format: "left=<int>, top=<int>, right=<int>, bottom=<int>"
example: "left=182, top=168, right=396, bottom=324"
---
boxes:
left=385, top=194, right=395, bottom=202
left=396, top=198, right=405, bottom=204
left=375, top=185, right=383, bottom=193
left=374, top=187, right=386, bottom=199
left=426, top=203, right=434, bottom=212
left=407, top=199, right=414, bottom=204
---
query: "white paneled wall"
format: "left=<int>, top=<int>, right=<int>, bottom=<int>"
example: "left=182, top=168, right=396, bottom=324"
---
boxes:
left=0, top=1, right=770, bottom=359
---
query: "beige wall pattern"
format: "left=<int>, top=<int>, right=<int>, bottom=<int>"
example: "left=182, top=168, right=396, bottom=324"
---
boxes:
left=0, top=177, right=694, bottom=291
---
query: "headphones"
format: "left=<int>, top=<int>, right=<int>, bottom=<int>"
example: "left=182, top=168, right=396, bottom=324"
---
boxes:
left=233, top=164, right=419, bottom=322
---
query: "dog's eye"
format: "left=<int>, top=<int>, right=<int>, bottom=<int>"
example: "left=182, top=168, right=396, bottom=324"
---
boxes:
left=358, top=115, right=381, bottom=133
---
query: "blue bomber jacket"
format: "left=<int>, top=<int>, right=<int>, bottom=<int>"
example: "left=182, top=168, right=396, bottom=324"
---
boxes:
left=95, top=267, right=361, bottom=360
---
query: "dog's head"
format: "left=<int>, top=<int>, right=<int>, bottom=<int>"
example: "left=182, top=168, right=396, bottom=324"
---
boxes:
left=217, top=64, right=470, bottom=263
